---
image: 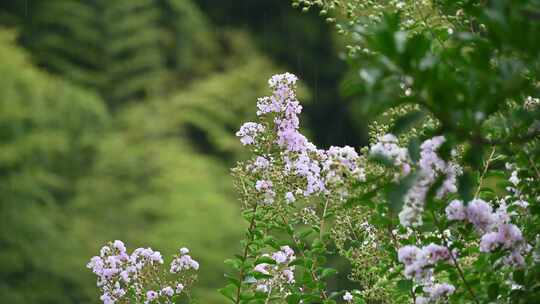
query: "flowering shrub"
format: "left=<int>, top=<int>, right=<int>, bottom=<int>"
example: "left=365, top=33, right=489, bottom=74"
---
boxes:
left=87, top=241, right=198, bottom=303
left=88, top=1, right=540, bottom=303
left=221, top=66, right=539, bottom=303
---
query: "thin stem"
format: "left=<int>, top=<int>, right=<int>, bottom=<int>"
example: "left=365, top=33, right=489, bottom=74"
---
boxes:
left=386, top=225, right=416, bottom=303
left=234, top=202, right=259, bottom=304
left=474, top=146, right=496, bottom=199
left=320, top=199, right=329, bottom=239
left=279, top=214, right=328, bottom=300
left=431, top=211, right=480, bottom=304
left=264, top=286, right=273, bottom=304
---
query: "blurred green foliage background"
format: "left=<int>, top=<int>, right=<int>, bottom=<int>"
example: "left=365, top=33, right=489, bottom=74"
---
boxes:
left=0, top=1, right=366, bottom=303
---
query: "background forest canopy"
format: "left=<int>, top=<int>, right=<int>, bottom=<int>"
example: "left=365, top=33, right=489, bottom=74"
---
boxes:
left=0, top=1, right=363, bottom=303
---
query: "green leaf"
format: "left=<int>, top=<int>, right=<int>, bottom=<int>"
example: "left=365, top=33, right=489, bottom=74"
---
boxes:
left=255, top=256, right=276, bottom=265
left=390, top=111, right=425, bottom=135
left=320, top=268, right=338, bottom=279
left=386, top=172, right=418, bottom=215
left=488, top=282, right=499, bottom=300
left=397, top=279, right=413, bottom=292
left=224, top=258, right=242, bottom=270
left=458, top=170, right=474, bottom=202
left=224, top=273, right=241, bottom=288
left=287, top=293, right=301, bottom=304
left=513, top=269, right=525, bottom=285
left=407, top=137, right=421, bottom=163
left=218, top=283, right=238, bottom=302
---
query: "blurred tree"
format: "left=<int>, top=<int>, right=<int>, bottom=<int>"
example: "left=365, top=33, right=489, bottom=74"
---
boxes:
left=195, top=0, right=368, bottom=148
left=72, top=54, right=285, bottom=303
left=0, top=26, right=283, bottom=303
left=0, top=29, right=109, bottom=303
left=0, top=0, right=219, bottom=108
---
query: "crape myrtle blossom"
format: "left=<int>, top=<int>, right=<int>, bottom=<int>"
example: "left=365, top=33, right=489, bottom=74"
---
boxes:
left=445, top=199, right=466, bottom=221
left=255, top=179, right=276, bottom=204
left=370, top=134, right=460, bottom=227
left=399, top=136, right=461, bottom=227
left=87, top=241, right=198, bottom=304
left=252, top=246, right=296, bottom=295
left=253, top=156, right=270, bottom=171
left=446, top=197, right=528, bottom=267
left=285, top=191, right=296, bottom=203
left=397, top=244, right=455, bottom=302
left=397, top=244, right=452, bottom=281
left=236, top=73, right=366, bottom=202
left=415, top=283, right=456, bottom=304
left=370, top=134, right=409, bottom=170
left=170, top=248, right=200, bottom=273
left=236, top=122, right=265, bottom=146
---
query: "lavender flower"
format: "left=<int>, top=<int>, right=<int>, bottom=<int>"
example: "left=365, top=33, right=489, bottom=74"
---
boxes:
left=446, top=199, right=466, bottom=221
left=236, top=122, right=265, bottom=146
left=466, top=199, right=494, bottom=233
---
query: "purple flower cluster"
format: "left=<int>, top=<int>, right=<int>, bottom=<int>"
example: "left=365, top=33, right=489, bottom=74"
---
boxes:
left=370, top=135, right=461, bottom=227
left=236, top=122, right=265, bottom=146
left=255, top=179, right=276, bottom=204
left=87, top=241, right=197, bottom=304
left=446, top=198, right=527, bottom=266
left=252, top=246, right=296, bottom=294
left=415, top=283, right=456, bottom=304
left=370, top=134, right=409, bottom=169
left=398, top=244, right=455, bottom=302
left=170, top=247, right=200, bottom=273
left=398, top=244, right=452, bottom=281
left=237, top=73, right=366, bottom=202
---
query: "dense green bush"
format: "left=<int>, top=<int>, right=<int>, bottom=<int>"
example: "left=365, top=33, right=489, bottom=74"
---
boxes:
left=0, top=30, right=109, bottom=303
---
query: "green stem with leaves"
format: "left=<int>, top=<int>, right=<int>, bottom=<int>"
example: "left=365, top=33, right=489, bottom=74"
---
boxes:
left=233, top=202, right=259, bottom=304
left=279, top=212, right=329, bottom=301
left=430, top=211, right=480, bottom=304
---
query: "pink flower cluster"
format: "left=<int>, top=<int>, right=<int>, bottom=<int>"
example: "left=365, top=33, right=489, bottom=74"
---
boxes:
left=236, top=122, right=265, bottom=146
left=370, top=134, right=409, bottom=169
left=170, top=247, right=200, bottom=273
left=255, top=179, right=276, bottom=204
left=370, top=134, right=460, bottom=227
left=446, top=199, right=527, bottom=266
left=87, top=241, right=197, bottom=304
left=398, top=244, right=452, bottom=281
left=253, top=246, right=296, bottom=294
left=415, top=283, right=456, bottom=304
left=398, top=244, right=455, bottom=302
left=237, top=73, right=366, bottom=202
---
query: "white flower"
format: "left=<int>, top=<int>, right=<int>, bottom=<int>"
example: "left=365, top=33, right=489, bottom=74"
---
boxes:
left=509, top=170, right=520, bottom=186
left=343, top=291, right=353, bottom=301
left=285, top=192, right=296, bottom=203
left=415, top=296, right=429, bottom=304
left=256, top=284, right=269, bottom=293
left=175, top=283, right=184, bottom=293
left=161, top=286, right=174, bottom=297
